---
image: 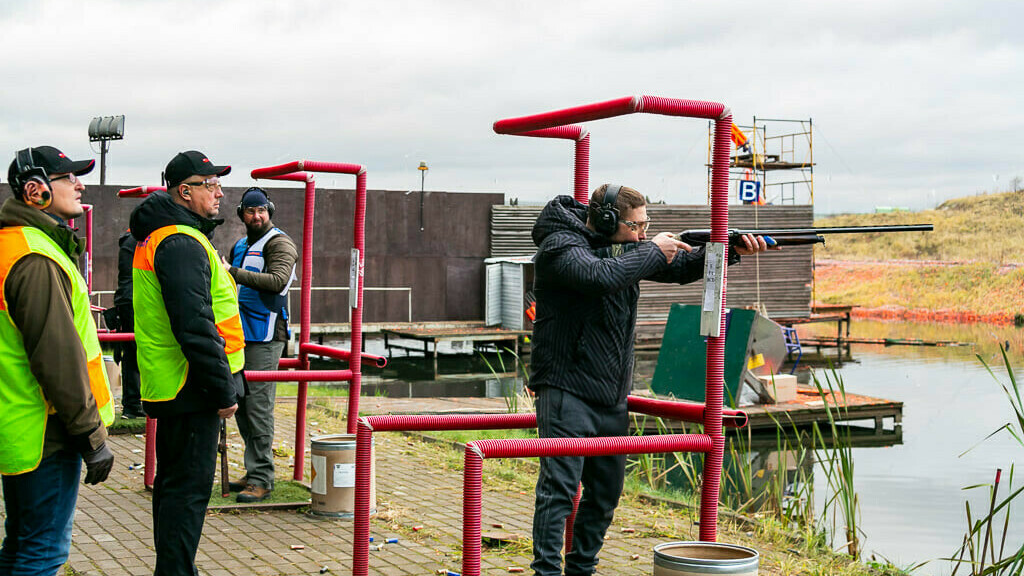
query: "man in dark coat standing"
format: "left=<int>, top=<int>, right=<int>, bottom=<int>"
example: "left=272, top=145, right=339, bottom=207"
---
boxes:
left=528, top=184, right=771, bottom=576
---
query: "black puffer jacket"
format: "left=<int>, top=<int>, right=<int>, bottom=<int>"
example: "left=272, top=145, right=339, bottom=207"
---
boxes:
left=529, top=196, right=730, bottom=407
left=130, top=192, right=241, bottom=417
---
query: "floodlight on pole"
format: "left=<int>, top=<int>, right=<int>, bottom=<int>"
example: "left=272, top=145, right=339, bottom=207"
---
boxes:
left=88, top=115, right=125, bottom=185
left=418, top=161, right=429, bottom=231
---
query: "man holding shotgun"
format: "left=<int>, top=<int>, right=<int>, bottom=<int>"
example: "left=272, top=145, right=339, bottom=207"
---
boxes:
left=527, top=184, right=772, bottom=576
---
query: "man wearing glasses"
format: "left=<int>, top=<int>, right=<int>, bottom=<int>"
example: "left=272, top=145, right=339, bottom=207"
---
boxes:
left=0, top=146, right=115, bottom=575
left=527, top=184, right=771, bottom=576
left=221, top=187, right=297, bottom=503
left=129, top=150, right=245, bottom=575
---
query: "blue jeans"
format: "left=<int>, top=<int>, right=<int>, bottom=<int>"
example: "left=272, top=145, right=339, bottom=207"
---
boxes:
left=0, top=449, right=82, bottom=576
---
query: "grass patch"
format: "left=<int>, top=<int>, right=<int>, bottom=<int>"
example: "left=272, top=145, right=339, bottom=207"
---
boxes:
left=207, top=479, right=310, bottom=507
left=275, top=383, right=348, bottom=397
left=107, top=414, right=146, bottom=435
left=425, top=428, right=536, bottom=445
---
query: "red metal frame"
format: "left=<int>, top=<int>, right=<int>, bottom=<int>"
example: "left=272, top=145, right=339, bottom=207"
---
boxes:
left=350, top=397, right=746, bottom=576
left=251, top=160, right=372, bottom=479
left=495, top=94, right=734, bottom=542
left=510, top=125, right=590, bottom=203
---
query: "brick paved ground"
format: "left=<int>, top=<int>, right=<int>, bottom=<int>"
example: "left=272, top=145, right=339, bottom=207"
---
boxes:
left=0, top=395, right=768, bottom=576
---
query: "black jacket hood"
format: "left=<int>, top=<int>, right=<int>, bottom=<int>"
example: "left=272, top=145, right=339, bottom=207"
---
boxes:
left=130, top=191, right=223, bottom=241
left=532, top=195, right=611, bottom=249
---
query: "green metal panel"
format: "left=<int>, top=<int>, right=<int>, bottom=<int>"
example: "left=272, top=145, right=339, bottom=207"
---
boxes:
left=650, top=304, right=756, bottom=408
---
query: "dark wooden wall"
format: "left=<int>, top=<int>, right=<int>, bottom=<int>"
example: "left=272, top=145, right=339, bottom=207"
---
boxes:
left=0, top=184, right=502, bottom=323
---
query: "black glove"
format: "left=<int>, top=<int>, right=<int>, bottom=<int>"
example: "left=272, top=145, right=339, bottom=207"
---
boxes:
left=82, top=442, right=114, bottom=485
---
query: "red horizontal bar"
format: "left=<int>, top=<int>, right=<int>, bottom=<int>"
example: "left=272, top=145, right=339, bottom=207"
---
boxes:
left=251, top=160, right=364, bottom=180
left=360, top=413, right=536, bottom=433
left=278, top=358, right=303, bottom=369
left=627, top=395, right=747, bottom=428
left=244, top=369, right=353, bottom=382
left=494, top=96, right=636, bottom=134
left=118, top=186, right=165, bottom=198
left=300, top=343, right=387, bottom=368
left=469, top=433, right=713, bottom=459
left=98, top=332, right=135, bottom=342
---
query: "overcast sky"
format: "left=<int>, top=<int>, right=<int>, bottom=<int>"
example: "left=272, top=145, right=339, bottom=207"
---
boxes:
left=1, top=0, right=1020, bottom=214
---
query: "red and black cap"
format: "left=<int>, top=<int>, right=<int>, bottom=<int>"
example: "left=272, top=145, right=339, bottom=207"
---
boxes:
left=163, top=150, right=231, bottom=188
left=7, top=146, right=95, bottom=188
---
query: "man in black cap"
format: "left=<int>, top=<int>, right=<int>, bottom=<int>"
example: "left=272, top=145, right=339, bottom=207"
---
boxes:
left=0, top=146, right=115, bottom=575
left=221, top=187, right=297, bottom=503
left=130, top=150, right=245, bottom=576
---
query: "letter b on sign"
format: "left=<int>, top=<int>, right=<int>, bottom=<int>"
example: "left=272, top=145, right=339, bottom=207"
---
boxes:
left=739, top=180, right=761, bottom=203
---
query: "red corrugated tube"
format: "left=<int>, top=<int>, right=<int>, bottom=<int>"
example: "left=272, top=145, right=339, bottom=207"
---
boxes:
left=699, top=115, right=733, bottom=541
left=352, top=413, right=537, bottom=576
left=244, top=369, right=352, bottom=383
left=300, top=343, right=387, bottom=368
left=252, top=160, right=369, bottom=477
left=97, top=333, right=135, bottom=342
left=626, top=395, right=747, bottom=428
left=117, top=185, right=165, bottom=198
left=494, top=96, right=733, bottom=543
left=512, top=125, right=591, bottom=204
left=347, top=171, right=367, bottom=434
left=462, top=434, right=713, bottom=576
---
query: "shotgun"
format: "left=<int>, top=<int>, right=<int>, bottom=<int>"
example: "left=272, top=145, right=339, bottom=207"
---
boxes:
left=676, top=224, right=933, bottom=247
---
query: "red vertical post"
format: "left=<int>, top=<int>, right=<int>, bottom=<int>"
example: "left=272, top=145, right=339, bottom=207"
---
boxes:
left=574, top=134, right=590, bottom=204
left=294, top=177, right=316, bottom=481
left=462, top=447, right=485, bottom=576
left=144, top=417, right=156, bottom=489
left=347, top=171, right=367, bottom=433
left=699, top=114, right=733, bottom=541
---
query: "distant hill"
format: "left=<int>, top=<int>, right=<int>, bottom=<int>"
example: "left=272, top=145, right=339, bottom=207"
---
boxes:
left=813, top=190, right=1024, bottom=264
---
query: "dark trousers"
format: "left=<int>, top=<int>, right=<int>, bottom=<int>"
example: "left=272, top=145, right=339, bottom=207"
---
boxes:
left=0, top=450, right=81, bottom=576
left=152, top=411, right=218, bottom=576
left=531, top=387, right=628, bottom=576
left=117, top=306, right=143, bottom=415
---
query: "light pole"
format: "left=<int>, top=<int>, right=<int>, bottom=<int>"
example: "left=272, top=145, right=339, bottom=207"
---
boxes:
left=88, top=115, right=125, bottom=185
left=418, top=161, right=429, bottom=231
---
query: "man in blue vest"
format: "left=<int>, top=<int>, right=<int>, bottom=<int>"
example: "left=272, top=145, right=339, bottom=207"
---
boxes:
left=223, top=187, right=297, bottom=503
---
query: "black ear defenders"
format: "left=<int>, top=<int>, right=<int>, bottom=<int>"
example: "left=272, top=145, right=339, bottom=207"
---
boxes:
left=236, top=187, right=275, bottom=220
left=592, top=184, right=622, bottom=237
left=13, top=148, right=52, bottom=207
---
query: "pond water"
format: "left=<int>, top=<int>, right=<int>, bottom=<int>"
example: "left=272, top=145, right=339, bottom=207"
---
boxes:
left=333, top=318, right=1024, bottom=575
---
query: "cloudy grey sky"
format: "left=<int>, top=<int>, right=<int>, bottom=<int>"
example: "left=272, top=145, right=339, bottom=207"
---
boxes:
left=1, top=0, right=1020, bottom=214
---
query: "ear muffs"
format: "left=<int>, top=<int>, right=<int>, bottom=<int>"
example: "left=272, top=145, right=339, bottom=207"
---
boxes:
left=236, top=187, right=275, bottom=220
left=13, top=148, right=52, bottom=208
left=592, top=184, right=621, bottom=237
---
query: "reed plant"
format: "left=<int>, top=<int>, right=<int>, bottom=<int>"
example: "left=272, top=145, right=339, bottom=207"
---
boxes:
left=947, top=345, right=1024, bottom=575
left=479, top=347, right=533, bottom=414
left=810, top=367, right=863, bottom=559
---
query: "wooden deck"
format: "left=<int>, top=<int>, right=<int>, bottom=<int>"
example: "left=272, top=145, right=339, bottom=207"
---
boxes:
left=382, top=326, right=530, bottom=379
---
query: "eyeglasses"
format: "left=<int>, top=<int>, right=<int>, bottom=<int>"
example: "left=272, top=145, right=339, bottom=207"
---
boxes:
left=622, top=219, right=652, bottom=233
left=242, top=206, right=269, bottom=216
left=184, top=177, right=222, bottom=192
left=49, top=173, right=79, bottom=185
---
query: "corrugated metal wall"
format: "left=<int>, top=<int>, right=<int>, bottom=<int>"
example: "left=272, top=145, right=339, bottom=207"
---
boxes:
left=490, top=203, right=814, bottom=319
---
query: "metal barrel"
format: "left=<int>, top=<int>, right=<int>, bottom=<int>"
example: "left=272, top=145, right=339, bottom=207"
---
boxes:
left=310, top=434, right=375, bottom=518
left=653, top=542, right=759, bottom=576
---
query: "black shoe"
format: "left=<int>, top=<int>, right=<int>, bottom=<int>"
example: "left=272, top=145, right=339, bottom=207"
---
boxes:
left=237, top=484, right=272, bottom=503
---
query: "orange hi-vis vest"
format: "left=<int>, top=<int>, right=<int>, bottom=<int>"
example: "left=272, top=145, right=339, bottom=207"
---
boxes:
left=0, top=225, right=113, bottom=475
left=132, top=225, right=245, bottom=402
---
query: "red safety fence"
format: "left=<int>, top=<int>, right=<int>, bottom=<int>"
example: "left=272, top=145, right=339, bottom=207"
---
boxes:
left=494, top=94, right=733, bottom=542
left=350, top=396, right=747, bottom=576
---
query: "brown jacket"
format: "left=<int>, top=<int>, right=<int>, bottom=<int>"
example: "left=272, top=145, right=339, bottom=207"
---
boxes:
left=0, top=198, right=107, bottom=458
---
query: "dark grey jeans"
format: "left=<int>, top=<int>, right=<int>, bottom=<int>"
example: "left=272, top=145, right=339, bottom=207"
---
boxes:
left=235, top=340, right=285, bottom=489
left=531, top=387, right=628, bottom=576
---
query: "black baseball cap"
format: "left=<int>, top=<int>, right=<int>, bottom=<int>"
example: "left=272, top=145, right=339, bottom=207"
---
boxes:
left=7, top=146, right=95, bottom=188
left=163, top=150, right=231, bottom=188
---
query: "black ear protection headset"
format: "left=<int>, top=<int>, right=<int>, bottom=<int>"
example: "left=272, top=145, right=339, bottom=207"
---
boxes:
left=13, top=148, right=52, bottom=207
left=236, top=187, right=275, bottom=220
left=592, top=183, right=622, bottom=237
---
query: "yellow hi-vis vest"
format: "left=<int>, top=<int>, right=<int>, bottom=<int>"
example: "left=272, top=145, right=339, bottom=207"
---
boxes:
left=133, top=225, right=245, bottom=402
left=0, top=225, right=114, bottom=475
